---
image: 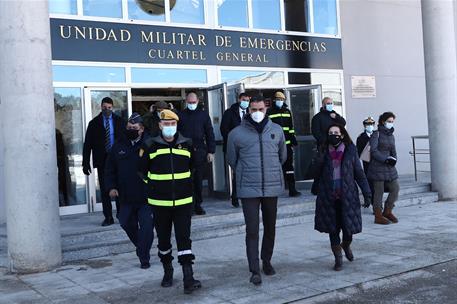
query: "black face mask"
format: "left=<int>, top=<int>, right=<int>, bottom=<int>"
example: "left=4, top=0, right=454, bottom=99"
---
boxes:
left=126, top=129, right=140, bottom=140
left=328, top=134, right=342, bottom=147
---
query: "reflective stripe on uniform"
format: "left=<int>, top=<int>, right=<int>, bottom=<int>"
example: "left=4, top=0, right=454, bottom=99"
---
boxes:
left=143, top=179, right=148, bottom=184
left=285, top=140, right=291, bottom=145
left=149, top=148, right=191, bottom=159
left=148, top=196, right=193, bottom=206
left=148, top=171, right=191, bottom=181
left=177, top=249, right=193, bottom=256
left=282, top=127, right=290, bottom=131
left=289, top=129, right=295, bottom=134
left=269, top=113, right=291, bottom=118
left=159, top=248, right=172, bottom=255
left=285, top=171, right=294, bottom=174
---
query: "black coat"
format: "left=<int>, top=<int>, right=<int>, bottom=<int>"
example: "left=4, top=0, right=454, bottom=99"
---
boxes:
left=311, top=108, right=346, bottom=145
left=220, top=103, right=243, bottom=153
left=314, top=144, right=371, bottom=235
left=178, top=108, right=216, bottom=164
left=267, top=103, right=298, bottom=146
left=83, top=113, right=126, bottom=169
left=367, top=126, right=398, bottom=181
left=104, top=135, right=148, bottom=205
left=142, top=111, right=161, bottom=137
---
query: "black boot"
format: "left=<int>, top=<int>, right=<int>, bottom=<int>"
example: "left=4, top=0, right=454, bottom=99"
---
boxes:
left=287, top=176, right=301, bottom=197
left=331, top=245, right=343, bottom=271
left=182, top=264, right=201, bottom=294
left=341, top=241, right=354, bottom=261
left=161, top=262, right=174, bottom=287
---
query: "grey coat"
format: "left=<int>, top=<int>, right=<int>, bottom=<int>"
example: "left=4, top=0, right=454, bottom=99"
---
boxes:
left=367, top=125, right=398, bottom=181
left=227, top=118, right=287, bottom=198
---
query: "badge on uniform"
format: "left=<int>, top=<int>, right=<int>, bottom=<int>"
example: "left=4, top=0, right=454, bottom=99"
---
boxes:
left=271, top=134, right=275, bottom=139
left=139, top=148, right=144, bottom=157
left=118, top=150, right=126, bottom=155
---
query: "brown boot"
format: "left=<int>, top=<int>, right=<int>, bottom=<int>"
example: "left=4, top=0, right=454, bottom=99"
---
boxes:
left=331, top=245, right=343, bottom=271
left=341, top=241, right=354, bottom=261
left=374, top=208, right=390, bottom=225
left=383, top=207, right=398, bottom=223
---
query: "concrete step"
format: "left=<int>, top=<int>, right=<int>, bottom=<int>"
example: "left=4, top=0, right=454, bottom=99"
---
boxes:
left=60, top=190, right=438, bottom=262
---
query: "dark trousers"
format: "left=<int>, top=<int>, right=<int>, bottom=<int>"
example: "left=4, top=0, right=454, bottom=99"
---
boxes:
left=153, top=204, right=194, bottom=265
left=362, top=161, right=375, bottom=195
left=119, top=203, right=154, bottom=264
left=241, top=197, right=278, bottom=274
left=329, top=200, right=353, bottom=246
left=192, top=163, right=204, bottom=207
left=373, top=179, right=400, bottom=210
left=97, top=167, right=119, bottom=220
left=283, top=146, right=296, bottom=191
left=231, top=170, right=237, bottom=201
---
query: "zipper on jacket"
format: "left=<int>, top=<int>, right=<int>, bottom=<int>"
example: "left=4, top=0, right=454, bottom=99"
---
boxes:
left=169, top=146, right=176, bottom=207
left=259, top=133, right=265, bottom=196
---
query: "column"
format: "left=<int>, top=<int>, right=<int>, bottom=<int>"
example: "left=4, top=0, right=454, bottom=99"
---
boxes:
left=0, top=1, right=62, bottom=272
left=421, top=0, right=457, bottom=200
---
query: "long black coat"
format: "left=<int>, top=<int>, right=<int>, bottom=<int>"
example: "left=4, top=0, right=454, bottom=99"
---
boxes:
left=83, top=113, right=126, bottom=169
left=220, top=103, right=243, bottom=153
left=314, top=144, right=371, bottom=235
left=311, top=108, right=346, bottom=146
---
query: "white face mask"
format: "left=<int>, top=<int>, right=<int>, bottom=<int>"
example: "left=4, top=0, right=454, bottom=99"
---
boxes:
left=251, top=111, right=265, bottom=123
left=385, top=122, right=394, bottom=129
left=187, top=103, right=198, bottom=111
left=365, top=125, right=374, bottom=133
left=275, top=100, right=284, bottom=108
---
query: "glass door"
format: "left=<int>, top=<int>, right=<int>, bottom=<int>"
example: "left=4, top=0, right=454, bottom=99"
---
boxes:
left=83, top=87, right=131, bottom=212
left=285, top=85, right=322, bottom=181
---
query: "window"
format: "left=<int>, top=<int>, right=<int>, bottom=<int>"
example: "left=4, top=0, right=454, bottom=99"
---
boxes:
left=221, top=70, right=284, bottom=85
left=49, top=0, right=77, bottom=15
left=252, top=0, right=280, bottom=30
left=128, top=0, right=166, bottom=21
left=171, top=0, right=205, bottom=24
left=131, top=68, right=207, bottom=84
left=312, top=0, right=338, bottom=35
left=284, top=0, right=338, bottom=34
left=83, top=0, right=122, bottom=18
left=53, top=66, right=126, bottom=83
left=218, top=0, right=248, bottom=28
left=284, top=0, right=311, bottom=32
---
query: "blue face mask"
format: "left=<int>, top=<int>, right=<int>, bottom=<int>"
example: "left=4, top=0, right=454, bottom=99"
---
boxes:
left=275, top=100, right=284, bottom=108
left=365, top=125, right=374, bottom=133
left=240, top=100, right=249, bottom=109
left=187, top=103, right=198, bottom=111
left=162, top=125, right=177, bottom=137
left=385, top=122, right=394, bottom=129
left=325, top=104, right=334, bottom=112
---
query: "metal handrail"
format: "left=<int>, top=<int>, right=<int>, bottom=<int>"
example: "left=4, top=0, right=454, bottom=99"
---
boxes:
left=409, top=135, right=430, bottom=181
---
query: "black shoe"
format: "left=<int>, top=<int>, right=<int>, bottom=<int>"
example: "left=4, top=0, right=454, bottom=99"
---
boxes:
left=194, top=206, right=206, bottom=216
left=101, top=218, right=114, bottom=226
left=231, top=199, right=240, bottom=208
left=182, top=264, right=201, bottom=294
left=140, top=262, right=150, bottom=269
left=249, top=273, right=262, bottom=285
left=289, top=190, right=302, bottom=197
left=161, top=263, right=174, bottom=287
left=262, top=261, right=276, bottom=276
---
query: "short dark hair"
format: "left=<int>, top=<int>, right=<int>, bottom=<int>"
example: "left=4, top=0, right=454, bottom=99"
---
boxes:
left=249, top=95, right=264, bottom=105
left=101, top=97, right=113, bottom=105
left=239, top=93, right=249, bottom=99
left=378, top=112, right=396, bottom=125
left=324, top=124, right=353, bottom=146
left=186, top=91, right=198, bottom=97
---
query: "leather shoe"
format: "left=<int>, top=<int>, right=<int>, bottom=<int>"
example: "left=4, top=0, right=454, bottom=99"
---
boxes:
left=249, top=273, right=262, bottom=285
left=140, top=262, right=150, bottom=269
left=231, top=199, right=240, bottom=208
left=101, top=218, right=114, bottom=226
left=193, top=206, right=206, bottom=215
left=262, top=261, right=276, bottom=275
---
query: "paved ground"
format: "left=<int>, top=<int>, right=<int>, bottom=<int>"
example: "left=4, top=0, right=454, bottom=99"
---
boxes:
left=0, top=200, right=456, bottom=304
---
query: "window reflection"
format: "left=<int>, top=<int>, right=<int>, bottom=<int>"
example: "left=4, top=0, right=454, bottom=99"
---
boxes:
left=53, top=66, right=126, bottom=83
left=313, top=0, right=338, bottom=35
left=83, top=0, right=122, bottom=18
left=171, top=0, right=205, bottom=24
left=252, top=0, right=280, bottom=30
left=221, top=70, right=284, bottom=85
left=128, top=0, right=165, bottom=21
left=132, top=68, right=207, bottom=84
left=49, top=0, right=77, bottom=15
left=54, top=88, right=87, bottom=207
left=218, top=0, right=248, bottom=28
left=284, top=0, right=311, bottom=32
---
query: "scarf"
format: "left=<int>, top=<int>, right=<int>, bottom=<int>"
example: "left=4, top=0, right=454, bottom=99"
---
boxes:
left=329, top=143, right=345, bottom=200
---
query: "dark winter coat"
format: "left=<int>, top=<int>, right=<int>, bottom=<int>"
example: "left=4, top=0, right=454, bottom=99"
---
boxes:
left=104, top=135, right=148, bottom=205
left=83, top=113, right=126, bottom=169
left=267, top=103, right=298, bottom=147
left=142, top=111, right=161, bottom=137
left=314, top=144, right=371, bottom=235
left=311, top=108, right=346, bottom=146
left=178, top=108, right=216, bottom=165
left=220, top=102, right=243, bottom=153
left=367, top=125, right=398, bottom=181
left=226, top=118, right=287, bottom=198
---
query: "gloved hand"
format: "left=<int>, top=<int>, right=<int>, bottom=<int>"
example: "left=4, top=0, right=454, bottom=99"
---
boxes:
left=362, top=194, right=372, bottom=208
left=385, top=156, right=397, bottom=166
left=83, top=165, right=92, bottom=176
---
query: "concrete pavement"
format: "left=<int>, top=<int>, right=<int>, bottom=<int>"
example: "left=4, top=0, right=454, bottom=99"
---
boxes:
left=1, top=200, right=456, bottom=304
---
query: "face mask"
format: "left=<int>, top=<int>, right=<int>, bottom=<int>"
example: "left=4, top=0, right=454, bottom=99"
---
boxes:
left=328, top=134, right=342, bottom=147
left=126, top=129, right=139, bottom=140
left=187, top=103, right=198, bottom=111
left=102, top=109, right=112, bottom=117
left=365, top=125, right=374, bottom=133
left=251, top=111, right=265, bottom=123
left=385, top=122, right=394, bottom=129
left=162, top=125, right=177, bottom=138
left=240, top=100, right=249, bottom=109
left=325, top=104, right=334, bottom=112
left=275, top=100, right=284, bottom=108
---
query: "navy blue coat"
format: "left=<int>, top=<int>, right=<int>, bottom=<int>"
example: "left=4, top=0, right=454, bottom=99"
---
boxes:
left=178, top=107, right=216, bottom=164
left=104, top=135, right=148, bottom=205
left=314, top=144, right=371, bottom=235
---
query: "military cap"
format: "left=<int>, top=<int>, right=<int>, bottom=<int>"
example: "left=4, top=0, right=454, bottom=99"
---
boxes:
left=155, top=100, right=168, bottom=109
left=128, top=112, right=143, bottom=124
left=363, top=116, right=375, bottom=125
left=160, top=109, right=179, bottom=121
left=274, top=91, right=286, bottom=99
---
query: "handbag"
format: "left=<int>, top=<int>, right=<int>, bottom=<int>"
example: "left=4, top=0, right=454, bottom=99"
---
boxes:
left=360, top=142, right=371, bottom=162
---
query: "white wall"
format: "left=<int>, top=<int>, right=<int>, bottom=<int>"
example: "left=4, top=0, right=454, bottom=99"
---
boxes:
left=0, top=129, right=4, bottom=225
left=340, top=0, right=428, bottom=175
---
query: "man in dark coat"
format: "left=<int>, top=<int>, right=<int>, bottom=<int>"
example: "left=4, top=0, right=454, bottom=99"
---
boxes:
left=83, top=97, right=126, bottom=226
left=143, top=101, right=168, bottom=137
left=104, top=113, right=153, bottom=269
left=311, top=97, right=346, bottom=146
left=178, top=92, right=216, bottom=215
left=267, top=91, right=301, bottom=197
left=220, top=92, right=250, bottom=207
